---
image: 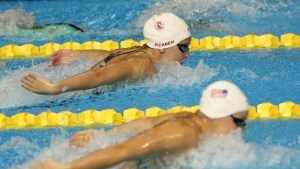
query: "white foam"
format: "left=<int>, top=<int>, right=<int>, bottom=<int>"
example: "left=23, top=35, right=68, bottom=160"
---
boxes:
left=232, top=68, right=257, bottom=80
left=10, top=129, right=138, bottom=169
left=132, top=0, right=295, bottom=29
left=125, top=60, right=219, bottom=92
left=0, top=8, right=35, bottom=35
left=0, top=59, right=107, bottom=109
left=143, top=130, right=300, bottom=169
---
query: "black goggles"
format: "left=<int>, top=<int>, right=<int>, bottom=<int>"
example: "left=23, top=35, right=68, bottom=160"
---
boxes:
left=177, top=44, right=190, bottom=53
left=230, top=115, right=246, bottom=127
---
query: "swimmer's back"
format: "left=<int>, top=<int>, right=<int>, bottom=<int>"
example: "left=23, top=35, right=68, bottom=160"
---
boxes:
left=150, top=112, right=205, bottom=136
left=91, top=45, right=156, bottom=77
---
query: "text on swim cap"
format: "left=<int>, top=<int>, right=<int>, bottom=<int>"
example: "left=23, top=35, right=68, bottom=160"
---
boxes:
left=155, top=40, right=174, bottom=48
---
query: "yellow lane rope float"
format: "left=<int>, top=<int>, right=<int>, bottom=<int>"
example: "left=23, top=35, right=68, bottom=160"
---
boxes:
left=0, top=101, right=299, bottom=130
left=0, top=33, right=299, bottom=59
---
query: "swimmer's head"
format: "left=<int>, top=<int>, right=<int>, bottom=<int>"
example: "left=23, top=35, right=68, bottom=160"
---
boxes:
left=143, top=13, right=191, bottom=49
left=199, top=81, right=249, bottom=119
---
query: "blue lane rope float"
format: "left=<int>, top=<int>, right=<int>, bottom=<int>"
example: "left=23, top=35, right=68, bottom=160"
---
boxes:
left=0, top=102, right=299, bottom=130
left=0, top=33, right=299, bottom=59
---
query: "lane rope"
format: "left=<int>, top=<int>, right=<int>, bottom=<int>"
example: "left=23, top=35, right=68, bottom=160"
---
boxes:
left=0, top=33, right=299, bottom=59
left=0, top=101, right=299, bottom=130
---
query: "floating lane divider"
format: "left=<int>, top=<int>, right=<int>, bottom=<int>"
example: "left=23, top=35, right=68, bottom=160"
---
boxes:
left=0, top=33, right=300, bottom=59
left=0, top=101, right=299, bottom=130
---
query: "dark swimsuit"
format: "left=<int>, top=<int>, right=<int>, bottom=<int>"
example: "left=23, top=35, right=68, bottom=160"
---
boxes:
left=33, top=23, right=84, bottom=32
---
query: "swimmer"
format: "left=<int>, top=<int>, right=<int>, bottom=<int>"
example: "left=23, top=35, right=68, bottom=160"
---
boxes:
left=31, top=80, right=249, bottom=169
left=21, top=13, right=192, bottom=95
left=31, top=23, right=84, bottom=32
left=0, top=8, right=84, bottom=34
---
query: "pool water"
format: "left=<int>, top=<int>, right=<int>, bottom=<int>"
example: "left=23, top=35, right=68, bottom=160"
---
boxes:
left=0, top=0, right=300, bottom=168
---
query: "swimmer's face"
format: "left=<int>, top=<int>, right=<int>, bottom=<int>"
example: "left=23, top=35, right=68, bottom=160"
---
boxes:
left=163, top=37, right=191, bottom=64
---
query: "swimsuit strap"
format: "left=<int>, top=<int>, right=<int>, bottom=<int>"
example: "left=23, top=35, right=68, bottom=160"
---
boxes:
left=99, top=45, right=147, bottom=67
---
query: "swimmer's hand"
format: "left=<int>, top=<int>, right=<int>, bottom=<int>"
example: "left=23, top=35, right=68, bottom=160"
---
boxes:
left=30, top=160, right=71, bottom=169
left=21, top=74, right=60, bottom=95
left=69, top=129, right=98, bottom=147
left=51, top=49, right=77, bottom=66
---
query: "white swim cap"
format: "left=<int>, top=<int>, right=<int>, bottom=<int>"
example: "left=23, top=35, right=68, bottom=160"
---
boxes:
left=199, top=81, right=249, bottom=118
left=143, top=13, right=191, bottom=49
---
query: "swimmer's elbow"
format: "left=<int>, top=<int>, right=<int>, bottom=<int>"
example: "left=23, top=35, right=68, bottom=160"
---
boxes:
left=91, top=68, right=116, bottom=86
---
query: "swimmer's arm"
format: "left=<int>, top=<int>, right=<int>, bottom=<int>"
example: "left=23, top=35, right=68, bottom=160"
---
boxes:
left=22, top=58, right=152, bottom=95
left=66, top=120, right=199, bottom=169
left=53, top=59, right=149, bottom=93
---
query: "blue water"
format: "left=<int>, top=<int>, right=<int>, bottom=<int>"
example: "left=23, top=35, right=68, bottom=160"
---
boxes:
left=0, top=0, right=300, bottom=169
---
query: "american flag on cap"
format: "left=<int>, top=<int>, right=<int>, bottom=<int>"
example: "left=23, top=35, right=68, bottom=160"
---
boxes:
left=210, top=89, right=228, bottom=98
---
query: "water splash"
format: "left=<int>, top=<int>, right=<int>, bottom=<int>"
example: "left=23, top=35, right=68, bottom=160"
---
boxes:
left=0, top=59, right=107, bottom=109
left=143, top=130, right=300, bottom=169
left=131, top=0, right=297, bottom=34
left=0, top=8, right=82, bottom=41
left=135, top=0, right=295, bottom=24
left=0, top=59, right=217, bottom=109
left=0, top=8, right=35, bottom=35
left=7, top=129, right=300, bottom=169
left=0, top=136, right=41, bottom=169
left=9, top=129, right=137, bottom=169
left=125, top=60, right=219, bottom=92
